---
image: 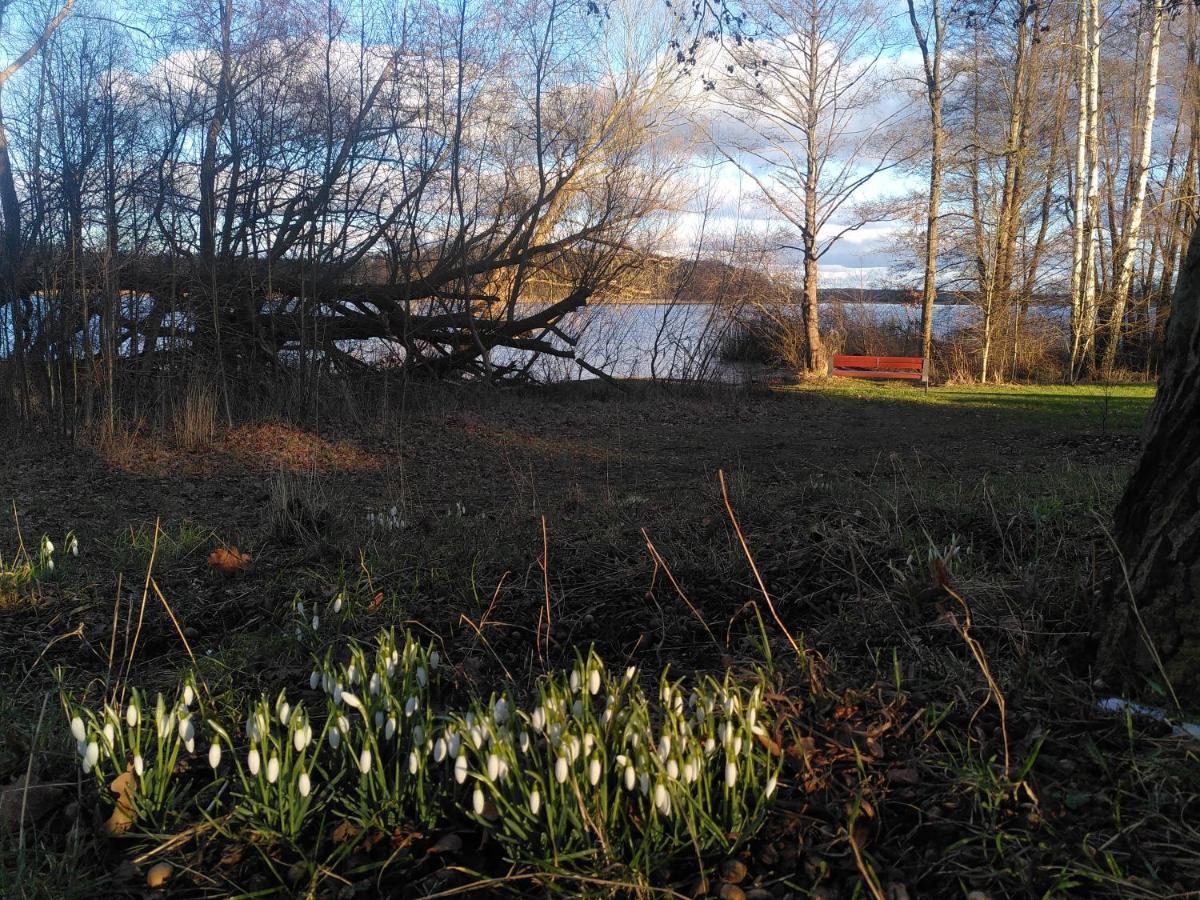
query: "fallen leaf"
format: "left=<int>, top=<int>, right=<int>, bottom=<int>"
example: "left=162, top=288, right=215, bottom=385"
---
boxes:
left=105, top=767, right=138, bottom=835
left=368, top=591, right=384, bottom=611
left=208, top=546, right=251, bottom=576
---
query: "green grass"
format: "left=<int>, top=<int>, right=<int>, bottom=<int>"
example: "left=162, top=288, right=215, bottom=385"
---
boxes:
left=788, top=381, right=1156, bottom=433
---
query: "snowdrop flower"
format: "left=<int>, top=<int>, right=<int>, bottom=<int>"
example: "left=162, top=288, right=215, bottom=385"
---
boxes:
left=347, top=664, right=359, bottom=685
left=178, top=716, right=194, bottom=744
left=333, top=594, right=343, bottom=614
left=126, top=704, right=139, bottom=728
left=430, top=651, right=441, bottom=669
left=182, top=684, right=195, bottom=708
left=374, top=711, right=385, bottom=729
left=67, top=535, right=79, bottom=556
left=555, top=756, right=568, bottom=784
left=765, top=774, right=778, bottom=797
left=386, top=717, right=398, bottom=740
left=298, top=771, right=311, bottom=797
left=654, top=782, right=670, bottom=816
left=298, top=601, right=306, bottom=618
left=589, top=757, right=602, bottom=786
left=70, top=716, right=86, bottom=742
left=293, top=726, right=309, bottom=753
left=473, top=786, right=485, bottom=815
left=337, top=715, right=350, bottom=734
left=208, top=741, right=222, bottom=769
left=45, top=557, right=54, bottom=572
left=279, top=702, right=291, bottom=725
left=487, top=754, right=500, bottom=781
left=332, top=684, right=343, bottom=705
left=101, top=721, right=115, bottom=747
left=447, top=732, right=462, bottom=758
left=311, top=614, right=320, bottom=631
left=248, top=748, right=261, bottom=775
left=583, top=733, right=595, bottom=757
left=416, top=667, right=428, bottom=688
left=639, top=772, right=650, bottom=795
left=570, top=670, right=581, bottom=693
left=369, top=673, right=381, bottom=696
left=408, top=751, right=419, bottom=775
left=341, top=692, right=363, bottom=712
left=519, top=731, right=531, bottom=754
left=405, top=695, right=419, bottom=717
left=328, top=729, right=341, bottom=750
left=134, top=755, right=145, bottom=777
left=667, top=758, right=679, bottom=781
left=529, top=788, right=541, bottom=815
left=733, top=734, right=743, bottom=756
left=682, top=760, right=696, bottom=783
left=454, top=754, right=468, bottom=784
left=725, top=761, right=738, bottom=789
left=625, top=666, right=637, bottom=682
left=624, top=763, right=636, bottom=792
left=358, top=748, right=372, bottom=774
left=43, top=539, right=55, bottom=555
left=84, top=741, right=99, bottom=768
left=433, top=736, right=447, bottom=762
left=658, top=736, right=671, bottom=760
left=492, top=698, right=509, bottom=725
left=531, top=707, right=545, bottom=733
left=572, top=700, right=584, bottom=718
left=704, top=737, right=717, bottom=756
left=267, top=757, right=280, bottom=784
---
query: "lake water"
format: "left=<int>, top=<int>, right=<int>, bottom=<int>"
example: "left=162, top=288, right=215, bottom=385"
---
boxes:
left=512, top=301, right=1006, bottom=382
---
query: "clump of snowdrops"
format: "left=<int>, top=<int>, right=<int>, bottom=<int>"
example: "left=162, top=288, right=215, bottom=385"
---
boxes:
left=62, top=628, right=778, bottom=876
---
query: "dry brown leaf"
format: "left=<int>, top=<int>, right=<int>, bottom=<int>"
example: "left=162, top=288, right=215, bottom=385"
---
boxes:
left=105, top=767, right=138, bottom=835
left=208, top=546, right=251, bottom=576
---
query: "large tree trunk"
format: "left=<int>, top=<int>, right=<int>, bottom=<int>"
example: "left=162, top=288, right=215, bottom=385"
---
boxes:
left=1100, top=220, right=1200, bottom=706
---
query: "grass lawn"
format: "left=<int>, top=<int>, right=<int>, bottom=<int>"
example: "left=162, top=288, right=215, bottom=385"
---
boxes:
left=2, top=378, right=1195, bottom=898
left=787, top=380, right=1157, bottom=433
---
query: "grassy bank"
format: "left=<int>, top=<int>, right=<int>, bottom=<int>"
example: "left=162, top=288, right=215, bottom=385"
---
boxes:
left=2, top=379, right=1196, bottom=897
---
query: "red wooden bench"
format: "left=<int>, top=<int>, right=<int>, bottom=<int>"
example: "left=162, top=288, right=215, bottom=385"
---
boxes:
left=828, top=354, right=929, bottom=388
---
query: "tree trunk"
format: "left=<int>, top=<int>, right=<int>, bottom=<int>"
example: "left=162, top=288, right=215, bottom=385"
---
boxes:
left=1100, top=220, right=1200, bottom=707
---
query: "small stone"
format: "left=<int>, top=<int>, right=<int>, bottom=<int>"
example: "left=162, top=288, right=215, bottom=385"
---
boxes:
left=755, top=842, right=780, bottom=867
left=719, top=885, right=747, bottom=900
left=689, top=875, right=709, bottom=897
left=146, top=862, right=173, bottom=888
left=720, top=859, right=748, bottom=883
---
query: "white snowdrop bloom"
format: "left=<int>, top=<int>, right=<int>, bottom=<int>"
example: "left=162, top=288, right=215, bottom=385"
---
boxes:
left=725, top=695, right=740, bottom=716
left=416, top=667, right=428, bottom=688
left=126, top=705, right=139, bottom=728
left=682, top=760, right=695, bottom=783
left=433, top=736, right=448, bottom=762
left=529, top=789, right=541, bottom=815
left=588, top=669, right=601, bottom=695
left=747, top=708, right=757, bottom=730
left=209, top=741, right=222, bottom=769
left=570, top=670, right=581, bottom=693
left=465, top=712, right=476, bottom=728
left=667, top=758, right=679, bottom=781
left=248, top=748, right=261, bottom=775
left=660, top=684, right=672, bottom=705
left=44, top=539, right=54, bottom=555
left=45, top=557, right=54, bottom=572
left=654, top=782, right=670, bottom=816
left=447, top=732, right=462, bottom=758
left=102, top=722, right=115, bottom=747
left=624, top=764, right=636, bottom=792
left=332, top=684, right=343, bottom=705
left=341, top=691, right=363, bottom=711
left=733, top=735, right=743, bottom=756
left=67, top=535, right=79, bottom=556
left=333, top=595, right=343, bottom=614
left=311, top=614, right=320, bottom=630
left=84, top=741, right=99, bottom=767
left=589, top=758, right=602, bottom=786
left=454, top=754, right=468, bottom=784
left=658, top=736, right=671, bottom=760
left=704, top=737, right=717, bottom=756
left=765, top=774, right=778, bottom=797
left=725, top=761, right=738, bottom=789
left=299, top=771, right=311, bottom=797
left=531, top=707, right=545, bottom=733
left=185, top=737, right=195, bottom=754
left=183, top=684, right=194, bottom=708
left=322, top=672, right=333, bottom=693
left=408, top=751, right=419, bottom=775
left=386, top=718, right=398, bottom=741
left=639, top=772, right=650, bottom=795
left=374, top=711, right=385, bottom=730
left=497, top=757, right=509, bottom=780
left=267, top=757, right=280, bottom=784
left=328, top=729, right=341, bottom=750
left=718, top=722, right=729, bottom=745
left=467, top=725, right=483, bottom=750
left=178, top=716, right=194, bottom=743
left=696, top=705, right=706, bottom=723
left=293, top=727, right=308, bottom=753
left=487, top=754, right=500, bottom=781
left=572, top=700, right=584, bottom=718
left=405, top=696, right=419, bottom=717
left=70, top=716, right=86, bottom=742
left=583, top=733, right=595, bottom=757
left=337, top=715, right=350, bottom=734
left=279, top=702, right=291, bottom=725
left=492, top=698, right=509, bottom=725
left=673, top=694, right=684, bottom=715
left=602, top=708, right=613, bottom=726
left=134, top=755, right=145, bottom=777
left=358, top=748, right=372, bottom=774
left=473, top=786, right=485, bottom=815
left=518, top=731, right=530, bottom=754
left=298, top=601, right=306, bottom=618
left=369, top=673, right=381, bottom=696
left=430, top=651, right=440, bottom=669
left=555, top=756, right=568, bottom=784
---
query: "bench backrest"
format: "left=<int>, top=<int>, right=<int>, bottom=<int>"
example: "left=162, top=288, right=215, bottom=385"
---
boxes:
left=832, top=355, right=924, bottom=373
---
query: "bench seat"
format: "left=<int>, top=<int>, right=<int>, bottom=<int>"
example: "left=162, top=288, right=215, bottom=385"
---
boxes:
left=829, top=354, right=929, bottom=385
